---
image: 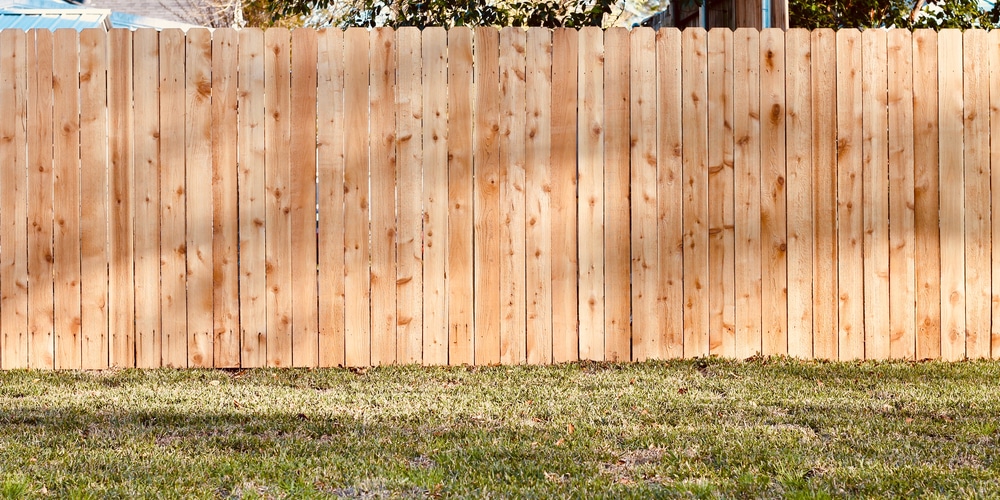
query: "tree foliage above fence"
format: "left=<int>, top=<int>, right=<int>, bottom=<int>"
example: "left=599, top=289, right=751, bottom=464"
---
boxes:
left=790, top=0, right=996, bottom=29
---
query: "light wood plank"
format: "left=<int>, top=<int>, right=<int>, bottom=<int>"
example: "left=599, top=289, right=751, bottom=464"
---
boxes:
left=963, top=29, right=990, bottom=360
left=317, top=28, right=346, bottom=367
left=27, top=29, right=55, bottom=369
left=133, top=29, right=160, bottom=368
left=421, top=27, right=448, bottom=365
left=447, top=27, right=474, bottom=366
left=370, top=28, right=397, bottom=365
left=604, top=27, right=630, bottom=362
left=785, top=29, right=812, bottom=359
left=499, top=27, right=527, bottom=364
left=992, top=30, right=1000, bottom=359
left=630, top=27, right=657, bottom=361
left=836, top=29, right=864, bottom=361
left=577, top=26, right=605, bottom=361
left=862, top=29, right=890, bottom=360
left=811, top=29, right=838, bottom=360
left=759, top=28, right=786, bottom=357
left=707, top=28, right=735, bottom=357
left=474, top=26, right=501, bottom=365
left=52, top=29, right=81, bottom=370
left=887, top=29, right=916, bottom=360
left=0, top=30, right=28, bottom=369
left=159, top=29, right=187, bottom=368
left=264, top=28, right=292, bottom=367
left=237, top=28, right=266, bottom=367
left=290, top=28, right=319, bottom=367
left=551, top=28, right=579, bottom=363
left=525, top=27, right=552, bottom=365
left=212, top=28, right=240, bottom=368
left=344, top=27, right=371, bottom=367
left=913, top=29, right=941, bottom=361
left=733, top=28, right=761, bottom=359
left=683, top=28, right=710, bottom=359
left=79, top=29, right=109, bottom=369
left=396, top=27, right=423, bottom=364
left=938, top=29, right=966, bottom=361
left=657, top=28, right=684, bottom=359
left=108, top=29, right=135, bottom=368
left=185, top=28, right=213, bottom=367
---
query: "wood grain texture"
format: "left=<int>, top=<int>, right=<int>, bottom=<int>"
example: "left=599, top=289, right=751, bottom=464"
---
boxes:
left=550, top=28, right=579, bottom=363
left=991, top=30, right=1000, bottom=359
left=133, top=29, right=160, bottom=368
left=578, top=26, right=605, bottom=361
left=963, top=29, right=990, bottom=360
left=421, top=27, right=448, bottom=365
left=237, top=28, right=266, bottom=367
left=525, top=27, right=552, bottom=365
left=159, top=29, right=187, bottom=368
left=343, top=27, right=371, bottom=367
left=759, top=28, right=786, bottom=357
left=474, top=27, right=501, bottom=365
left=108, top=29, right=135, bottom=368
left=79, top=29, right=109, bottom=369
left=630, top=27, right=657, bottom=361
left=370, top=28, right=397, bottom=366
left=317, top=29, right=346, bottom=367
left=0, top=30, right=28, bottom=369
left=396, top=27, right=423, bottom=364
left=862, top=29, right=890, bottom=360
left=52, top=29, right=82, bottom=370
left=212, top=28, right=240, bottom=368
left=499, top=27, right=527, bottom=364
left=938, top=29, right=966, bottom=361
left=733, top=28, right=761, bottom=359
left=185, top=28, right=213, bottom=368
left=707, top=28, right=735, bottom=358
left=604, top=27, right=630, bottom=362
left=912, top=29, right=941, bottom=360
left=290, top=28, right=319, bottom=367
left=784, top=29, right=812, bottom=359
left=836, top=29, right=864, bottom=361
left=657, top=29, right=684, bottom=359
left=447, top=27, right=474, bottom=366
left=810, top=29, right=838, bottom=360
left=887, top=29, right=916, bottom=360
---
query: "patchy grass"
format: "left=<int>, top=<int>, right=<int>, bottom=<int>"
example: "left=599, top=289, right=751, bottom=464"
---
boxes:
left=0, top=358, right=999, bottom=498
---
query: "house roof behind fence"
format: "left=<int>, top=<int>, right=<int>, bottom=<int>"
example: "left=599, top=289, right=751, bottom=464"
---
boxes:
left=0, top=0, right=202, bottom=30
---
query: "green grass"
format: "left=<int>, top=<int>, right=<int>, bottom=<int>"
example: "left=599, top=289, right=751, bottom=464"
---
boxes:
left=1, top=358, right=999, bottom=498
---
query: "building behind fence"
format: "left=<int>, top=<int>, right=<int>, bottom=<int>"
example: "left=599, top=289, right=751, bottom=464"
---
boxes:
left=0, top=26, right=992, bottom=369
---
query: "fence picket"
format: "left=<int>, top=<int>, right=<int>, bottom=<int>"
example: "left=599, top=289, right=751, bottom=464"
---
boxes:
left=733, top=28, right=761, bottom=359
left=396, top=27, right=423, bottom=364
left=785, top=29, right=812, bottom=359
left=577, top=27, right=605, bottom=361
left=53, top=29, right=82, bottom=370
left=811, top=29, right=838, bottom=360
left=708, top=28, right=735, bottom=357
left=939, top=29, right=966, bottom=361
left=551, top=28, right=579, bottom=363
left=447, top=27, right=474, bottom=366
left=525, top=27, right=553, bottom=365
left=237, top=28, right=266, bottom=367
left=344, top=27, right=371, bottom=367
left=185, top=28, right=214, bottom=368
left=212, top=28, right=240, bottom=368
left=657, top=29, right=684, bottom=359
left=474, top=27, right=501, bottom=365
left=604, top=27, right=630, bottom=362
left=991, top=29, right=1000, bottom=359
left=421, top=27, right=448, bottom=365
left=630, top=27, right=657, bottom=361
left=28, top=29, right=55, bottom=370
left=0, top=30, right=27, bottom=369
left=499, top=27, right=527, bottom=364
left=887, top=29, right=916, bottom=360
left=317, top=28, right=346, bottom=367
left=963, top=30, right=991, bottom=360
left=759, top=28, right=785, bottom=357
left=836, top=29, right=864, bottom=361
left=290, top=28, right=319, bottom=367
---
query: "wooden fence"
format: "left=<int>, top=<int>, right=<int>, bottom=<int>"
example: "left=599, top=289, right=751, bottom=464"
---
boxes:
left=0, top=26, right=994, bottom=369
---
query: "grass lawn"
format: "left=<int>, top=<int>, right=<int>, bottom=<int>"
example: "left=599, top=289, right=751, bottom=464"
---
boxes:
left=0, top=358, right=998, bottom=498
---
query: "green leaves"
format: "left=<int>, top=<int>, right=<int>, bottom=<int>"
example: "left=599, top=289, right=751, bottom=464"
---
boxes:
left=790, top=0, right=995, bottom=29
